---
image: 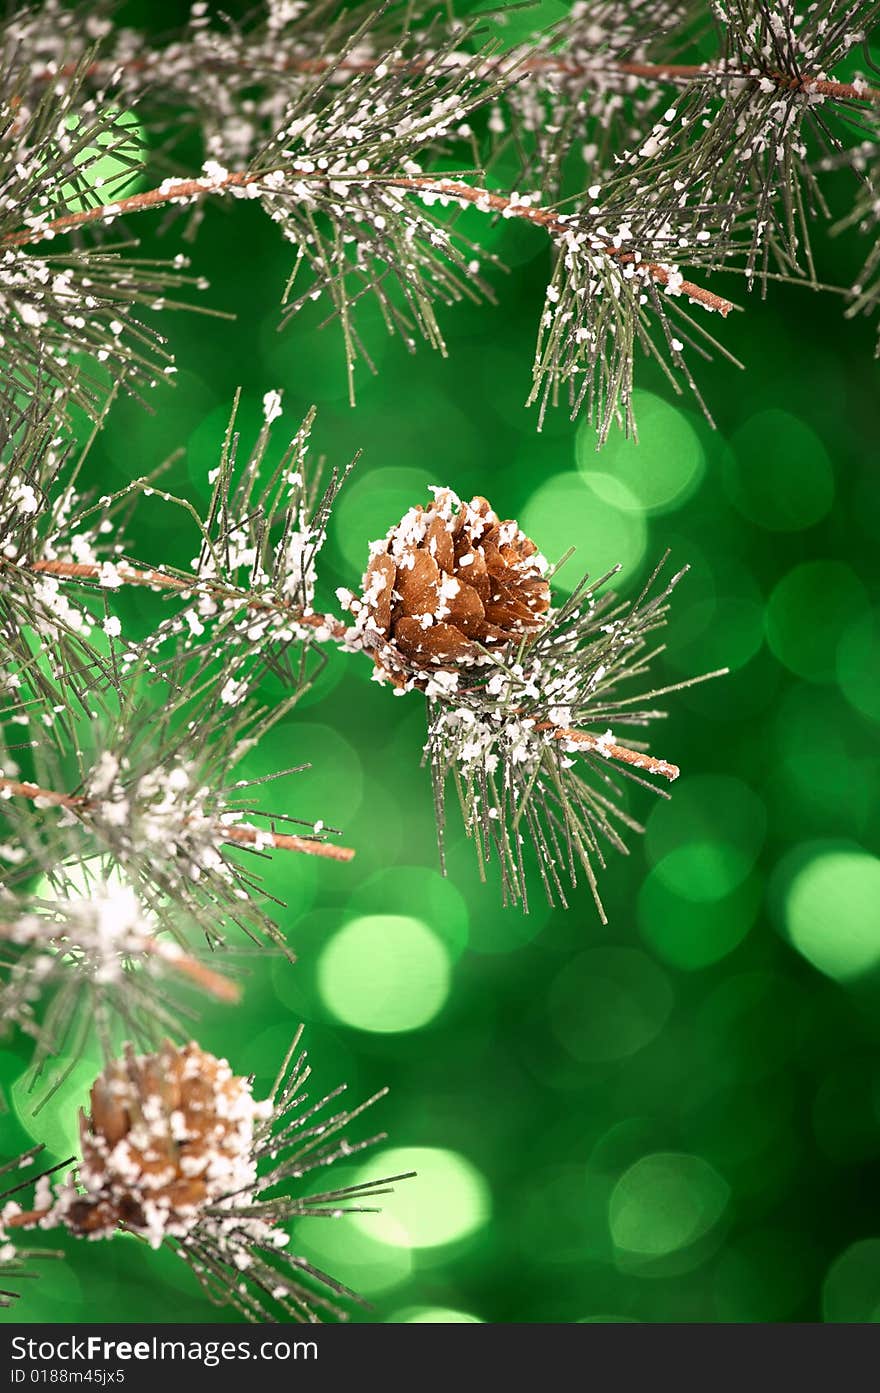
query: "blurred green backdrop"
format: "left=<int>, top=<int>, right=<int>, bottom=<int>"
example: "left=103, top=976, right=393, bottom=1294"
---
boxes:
left=4, top=0, right=880, bottom=1326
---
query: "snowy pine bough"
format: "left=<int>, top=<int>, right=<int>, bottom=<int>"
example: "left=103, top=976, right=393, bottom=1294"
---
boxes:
left=2, top=1, right=880, bottom=436
left=2, top=0, right=872, bottom=1321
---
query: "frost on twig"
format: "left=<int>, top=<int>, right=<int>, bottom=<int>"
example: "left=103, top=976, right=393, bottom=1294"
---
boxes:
left=0, top=43, right=205, bottom=418
left=132, top=390, right=355, bottom=683
left=3, top=2, right=880, bottom=430
left=0, top=877, right=240, bottom=1097
left=0, top=1146, right=65, bottom=1306
left=0, top=632, right=355, bottom=1093
left=424, top=556, right=717, bottom=916
left=0, top=666, right=351, bottom=944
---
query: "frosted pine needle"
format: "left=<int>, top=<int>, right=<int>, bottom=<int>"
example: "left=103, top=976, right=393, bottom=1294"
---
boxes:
left=0, top=878, right=240, bottom=1095
left=0, top=1146, right=66, bottom=1306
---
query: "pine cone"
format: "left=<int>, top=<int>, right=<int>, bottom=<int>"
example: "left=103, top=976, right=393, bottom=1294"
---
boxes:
left=65, top=1041, right=269, bottom=1246
left=348, top=488, right=550, bottom=682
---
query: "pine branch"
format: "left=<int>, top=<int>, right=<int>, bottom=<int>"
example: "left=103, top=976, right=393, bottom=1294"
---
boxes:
left=0, top=46, right=205, bottom=419
left=6, top=0, right=880, bottom=412
left=0, top=775, right=355, bottom=861
left=1, top=394, right=686, bottom=798
left=4, top=556, right=685, bottom=788
left=48, top=57, right=880, bottom=107
left=0, top=1146, right=65, bottom=1305
left=2, top=166, right=736, bottom=318
left=342, top=486, right=713, bottom=912
left=534, top=723, right=681, bottom=781
left=3, top=1030, right=409, bottom=1323
left=420, top=549, right=716, bottom=916
left=1, top=627, right=356, bottom=979
left=0, top=915, right=240, bottom=1001
left=2, top=163, right=737, bottom=437
left=0, top=879, right=242, bottom=1099
left=4, top=555, right=349, bottom=641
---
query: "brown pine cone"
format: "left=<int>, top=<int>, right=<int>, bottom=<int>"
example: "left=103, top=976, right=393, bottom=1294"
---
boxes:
left=66, top=1041, right=269, bottom=1246
left=346, top=489, right=550, bottom=682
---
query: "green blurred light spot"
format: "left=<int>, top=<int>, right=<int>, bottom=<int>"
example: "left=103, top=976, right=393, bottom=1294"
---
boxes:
left=784, top=848, right=880, bottom=981
left=351, top=867, right=469, bottom=960
left=242, top=718, right=364, bottom=824
left=352, top=1147, right=490, bottom=1249
left=837, top=611, right=880, bottom=721
left=61, top=109, right=145, bottom=210
left=518, top=1164, right=600, bottom=1264
left=333, top=466, right=437, bottom=572
left=766, top=561, right=868, bottom=683
left=646, top=775, right=765, bottom=901
left=295, top=1191, right=413, bottom=1296
left=695, top=970, right=806, bottom=1074
left=576, top=390, right=705, bottom=514
left=260, top=295, right=391, bottom=403
left=823, top=1240, right=880, bottom=1322
left=317, top=914, right=451, bottom=1033
left=722, top=409, right=834, bottom=532
left=466, top=895, right=549, bottom=953
left=813, top=1058, right=880, bottom=1164
left=638, top=871, right=759, bottom=969
left=667, top=595, right=765, bottom=675
left=647, top=774, right=765, bottom=863
left=549, top=948, right=674, bottom=1063
left=609, top=1152, right=729, bottom=1258
left=652, top=841, right=753, bottom=903
left=519, top=472, right=647, bottom=593
left=714, top=1230, right=814, bottom=1321
left=391, top=1307, right=483, bottom=1323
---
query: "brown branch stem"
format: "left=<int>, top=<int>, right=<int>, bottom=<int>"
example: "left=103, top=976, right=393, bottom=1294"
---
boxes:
left=3, top=1209, right=52, bottom=1229
left=42, top=51, right=880, bottom=107
left=536, top=723, right=680, bottom=782
left=539, top=58, right=880, bottom=105
left=1, top=168, right=735, bottom=317
left=0, top=921, right=240, bottom=1002
left=0, top=777, right=355, bottom=862
left=10, top=560, right=678, bottom=784
left=398, top=175, right=734, bottom=316
left=16, top=556, right=350, bottom=640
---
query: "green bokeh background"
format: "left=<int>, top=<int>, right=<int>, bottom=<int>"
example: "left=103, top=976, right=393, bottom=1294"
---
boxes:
left=4, top=0, right=880, bottom=1325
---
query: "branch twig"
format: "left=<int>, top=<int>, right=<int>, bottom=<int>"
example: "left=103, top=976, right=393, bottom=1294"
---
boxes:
left=0, top=922, right=240, bottom=1002
left=0, top=777, right=356, bottom=862
left=537, top=723, right=679, bottom=781
left=38, top=51, right=880, bottom=108
left=3, top=1209, right=52, bottom=1229
left=11, top=556, right=350, bottom=641
left=8, top=560, right=679, bottom=783
left=1, top=168, right=735, bottom=318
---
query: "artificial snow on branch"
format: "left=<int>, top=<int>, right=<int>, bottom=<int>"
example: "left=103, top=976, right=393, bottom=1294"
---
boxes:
left=0, top=45, right=206, bottom=419
left=3, top=1, right=879, bottom=435
left=0, top=878, right=240, bottom=1100
left=3, top=394, right=711, bottom=915
left=1, top=488, right=356, bottom=1083
left=5, top=1, right=879, bottom=441
left=0, top=1146, right=65, bottom=1307
left=0, top=390, right=356, bottom=1102
left=342, top=488, right=720, bottom=913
